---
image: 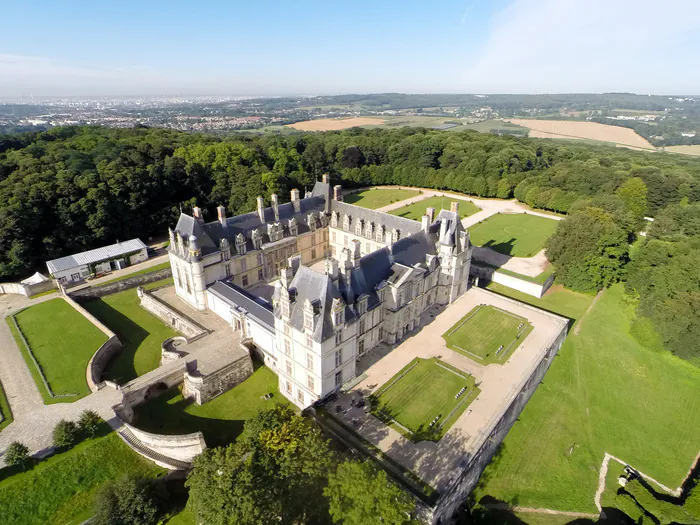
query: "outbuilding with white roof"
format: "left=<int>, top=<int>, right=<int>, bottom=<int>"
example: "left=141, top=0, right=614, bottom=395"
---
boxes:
left=46, top=239, right=148, bottom=283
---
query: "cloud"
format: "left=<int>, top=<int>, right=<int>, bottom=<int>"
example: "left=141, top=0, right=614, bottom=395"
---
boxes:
left=462, top=0, right=700, bottom=93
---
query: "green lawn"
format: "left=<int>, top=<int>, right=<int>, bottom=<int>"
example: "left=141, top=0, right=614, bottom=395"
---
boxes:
left=0, top=380, right=12, bottom=431
left=475, top=284, right=700, bottom=513
left=390, top=195, right=480, bottom=221
left=486, top=283, right=594, bottom=323
left=83, top=284, right=177, bottom=384
left=0, top=431, right=164, bottom=525
left=370, top=358, right=478, bottom=441
left=469, top=213, right=559, bottom=257
left=10, top=298, right=108, bottom=402
left=132, top=364, right=288, bottom=447
left=443, top=305, right=533, bottom=365
left=344, top=188, right=420, bottom=209
left=96, top=261, right=171, bottom=285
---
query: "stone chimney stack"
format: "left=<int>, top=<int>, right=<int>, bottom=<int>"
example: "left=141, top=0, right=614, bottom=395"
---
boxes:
left=322, top=173, right=329, bottom=184
left=217, top=205, right=226, bottom=226
left=421, top=214, right=430, bottom=232
left=271, top=194, right=280, bottom=222
left=290, top=188, right=301, bottom=212
left=426, top=207, right=435, bottom=223
left=325, top=257, right=340, bottom=280
left=192, top=206, right=204, bottom=224
left=351, top=239, right=362, bottom=269
left=333, top=185, right=343, bottom=202
left=439, top=219, right=448, bottom=244
left=450, top=201, right=459, bottom=214
left=257, top=196, right=265, bottom=222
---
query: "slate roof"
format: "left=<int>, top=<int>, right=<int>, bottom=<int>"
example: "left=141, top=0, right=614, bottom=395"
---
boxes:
left=46, top=238, right=147, bottom=274
left=208, top=280, right=274, bottom=330
left=329, top=200, right=422, bottom=238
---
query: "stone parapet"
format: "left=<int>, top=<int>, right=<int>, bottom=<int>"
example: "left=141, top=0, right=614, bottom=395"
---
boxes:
left=137, top=288, right=207, bottom=342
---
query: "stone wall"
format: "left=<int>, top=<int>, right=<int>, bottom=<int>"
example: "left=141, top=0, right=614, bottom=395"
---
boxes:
left=69, top=267, right=172, bottom=301
left=470, top=263, right=554, bottom=298
left=122, top=422, right=206, bottom=463
left=183, top=348, right=254, bottom=404
left=430, top=324, right=568, bottom=524
left=138, top=288, right=207, bottom=341
left=0, top=279, right=56, bottom=297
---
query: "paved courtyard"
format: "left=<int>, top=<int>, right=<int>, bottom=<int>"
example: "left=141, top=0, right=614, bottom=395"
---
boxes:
left=328, top=287, right=568, bottom=492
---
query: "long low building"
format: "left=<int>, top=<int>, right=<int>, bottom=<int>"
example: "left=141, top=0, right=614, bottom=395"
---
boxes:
left=46, top=238, right=149, bottom=284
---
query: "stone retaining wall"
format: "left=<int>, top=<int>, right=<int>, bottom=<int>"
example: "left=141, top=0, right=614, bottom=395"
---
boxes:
left=470, top=263, right=554, bottom=298
left=69, top=267, right=172, bottom=301
left=0, top=279, right=56, bottom=297
left=137, top=288, right=207, bottom=341
left=122, top=422, right=206, bottom=463
left=183, top=347, right=254, bottom=405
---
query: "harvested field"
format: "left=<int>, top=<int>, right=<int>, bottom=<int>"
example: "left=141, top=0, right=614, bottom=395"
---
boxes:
left=666, top=145, right=700, bottom=157
left=507, top=119, right=655, bottom=149
left=287, top=117, right=385, bottom=131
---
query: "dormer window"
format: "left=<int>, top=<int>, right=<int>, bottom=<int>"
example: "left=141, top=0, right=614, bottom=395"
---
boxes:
left=343, top=214, right=351, bottom=232
left=365, top=221, right=374, bottom=239
left=355, top=219, right=364, bottom=236
left=331, top=212, right=339, bottom=228
left=376, top=225, right=385, bottom=243
left=358, top=295, right=368, bottom=315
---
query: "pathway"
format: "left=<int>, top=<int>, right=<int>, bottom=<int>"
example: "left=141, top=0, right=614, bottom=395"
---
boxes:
left=483, top=503, right=599, bottom=519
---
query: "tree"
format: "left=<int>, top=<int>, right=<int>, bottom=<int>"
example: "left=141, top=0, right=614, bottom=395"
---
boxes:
left=616, top=177, right=648, bottom=226
left=53, top=419, right=79, bottom=449
left=325, top=460, right=417, bottom=525
left=5, top=441, right=30, bottom=468
left=496, top=178, right=512, bottom=199
left=93, top=475, right=162, bottom=525
left=186, top=405, right=334, bottom=525
left=78, top=410, right=103, bottom=437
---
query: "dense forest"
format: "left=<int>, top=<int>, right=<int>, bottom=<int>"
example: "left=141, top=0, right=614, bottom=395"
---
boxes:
left=1, top=125, right=699, bottom=360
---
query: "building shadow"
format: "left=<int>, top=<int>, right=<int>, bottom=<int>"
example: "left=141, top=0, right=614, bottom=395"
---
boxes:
left=482, top=238, right=517, bottom=258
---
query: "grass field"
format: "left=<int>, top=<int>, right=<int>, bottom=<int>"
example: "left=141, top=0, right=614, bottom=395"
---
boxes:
left=0, top=380, right=12, bottom=431
left=0, top=430, right=164, bottom=525
left=474, top=284, right=700, bottom=514
left=83, top=284, right=177, bottom=384
left=343, top=188, right=420, bottom=209
left=443, top=305, right=533, bottom=365
left=10, top=299, right=108, bottom=401
left=96, top=261, right=171, bottom=285
left=370, top=358, right=478, bottom=441
left=463, top=119, right=529, bottom=135
left=133, top=364, right=287, bottom=447
left=390, top=195, right=481, bottom=221
left=469, top=213, right=559, bottom=257
left=287, top=117, right=386, bottom=131
left=486, top=283, right=593, bottom=323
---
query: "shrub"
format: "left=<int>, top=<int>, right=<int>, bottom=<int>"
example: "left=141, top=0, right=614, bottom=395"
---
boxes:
left=52, top=419, right=79, bottom=449
left=78, top=410, right=103, bottom=437
left=93, top=475, right=162, bottom=525
left=5, top=441, right=30, bottom=468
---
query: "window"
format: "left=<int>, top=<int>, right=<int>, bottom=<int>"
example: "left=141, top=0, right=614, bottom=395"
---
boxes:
left=297, top=389, right=305, bottom=404
left=359, top=339, right=365, bottom=355
left=257, top=253, right=263, bottom=265
left=286, top=360, right=292, bottom=375
left=224, top=263, right=231, bottom=277
left=242, top=275, right=249, bottom=287
left=379, top=327, right=384, bottom=341
left=334, top=311, right=343, bottom=325
left=335, top=370, right=343, bottom=387
left=284, top=339, right=291, bottom=356
left=307, top=374, right=315, bottom=391
left=359, top=319, right=366, bottom=335
left=311, top=248, right=316, bottom=259
left=306, top=335, right=313, bottom=348
left=241, top=258, right=247, bottom=271
left=307, top=352, right=313, bottom=369
left=185, top=274, right=192, bottom=294
left=335, top=332, right=342, bottom=345
left=286, top=381, right=292, bottom=394
left=284, top=324, right=290, bottom=335
left=258, top=268, right=264, bottom=281
left=335, top=349, right=342, bottom=368
left=175, top=267, right=182, bottom=287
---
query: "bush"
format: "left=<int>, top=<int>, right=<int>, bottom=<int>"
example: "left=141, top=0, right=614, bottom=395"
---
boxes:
left=4, top=441, right=30, bottom=468
left=78, top=410, right=103, bottom=437
left=52, top=419, right=79, bottom=449
left=93, top=475, right=162, bottom=525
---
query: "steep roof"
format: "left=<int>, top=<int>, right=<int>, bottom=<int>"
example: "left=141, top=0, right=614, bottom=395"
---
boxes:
left=208, top=280, right=274, bottom=330
left=330, top=200, right=422, bottom=238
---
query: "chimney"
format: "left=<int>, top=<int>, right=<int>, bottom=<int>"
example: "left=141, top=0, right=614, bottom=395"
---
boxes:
left=271, top=194, right=280, bottom=222
left=439, top=219, right=448, bottom=244
left=351, top=239, right=362, bottom=268
left=421, top=214, right=430, bottom=232
left=192, top=206, right=204, bottom=223
left=290, top=188, right=301, bottom=212
left=256, top=196, right=265, bottom=222
left=322, top=173, right=329, bottom=184
left=217, top=205, right=226, bottom=226
left=325, top=257, right=339, bottom=279
left=426, top=207, right=435, bottom=223
left=450, top=201, right=459, bottom=214
left=333, top=185, right=343, bottom=202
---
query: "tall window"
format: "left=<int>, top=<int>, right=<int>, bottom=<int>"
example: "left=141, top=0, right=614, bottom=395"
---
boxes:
left=258, top=268, right=264, bottom=281
left=335, top=370, right=342, bottom=387
left=359, top=339, right=365, bottom=355
left=286, top=360, right=292, bottom=375
left=306, top=335, right=313, bottom=348
left=335, top=349, right=342, bottom=368
left=224, top=263, right=231, bottom=277
left=297, top=389, right=304, bottom=404
left=359, top=319, right=366, bottom=335
left=257, top=253, right=263, bottom=266
left=307, top=352, right=313, bottom=369
left=307, top=374, right=315, bottom=391
left=242, top=275, right=249, bottom=287
left=241, top=258, right=247, bottom=271
left=286, top=381, right=292, bottom=394
left=335, top=331, right=342, bottom=345
left=185, top=274, right=192, bottom=294
left=284, top=339, right=291, bottom=356
left=311, top=248, right=316, bottom=259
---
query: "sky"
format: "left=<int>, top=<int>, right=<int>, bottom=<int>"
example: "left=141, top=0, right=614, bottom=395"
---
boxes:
left=1, top=0, right=699, bottom=97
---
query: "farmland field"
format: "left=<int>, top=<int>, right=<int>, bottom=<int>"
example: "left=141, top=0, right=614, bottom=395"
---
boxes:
left=468, top=213, right=558, bottom=257
left=287, top=117, right=385, bottom=131
left=443, top=305, right=532, bottom=365
left=370, top=357, right=478, bottom=441
left=507, top=119, right=655, bottom=149
left=344, top=188, right=420, bottom=209
left=390, top=195, right=480, bottom=220
left=666, top=145, right=700, bottom=157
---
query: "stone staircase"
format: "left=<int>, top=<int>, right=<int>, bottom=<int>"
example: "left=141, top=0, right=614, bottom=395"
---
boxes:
left=117, top=426, right=192, bottom=470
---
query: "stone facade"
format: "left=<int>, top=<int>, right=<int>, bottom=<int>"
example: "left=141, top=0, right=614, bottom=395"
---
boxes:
left=183, top=348, right=255, bottom=404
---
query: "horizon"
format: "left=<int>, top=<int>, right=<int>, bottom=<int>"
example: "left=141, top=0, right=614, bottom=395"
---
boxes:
left=2, top=0, right=699, bottom=97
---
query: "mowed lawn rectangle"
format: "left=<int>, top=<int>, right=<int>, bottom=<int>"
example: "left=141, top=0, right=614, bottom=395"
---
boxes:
left=468, top=213, right=558, bottom=257
left=11, top=298, right=107, bottom=399
left=344, top=188, right=420, bottom=209
left=443, top=305, right=532, bottom=365
left=372, top=358, right=478, bottom=441
left=390, top=195, right=480, bottom=221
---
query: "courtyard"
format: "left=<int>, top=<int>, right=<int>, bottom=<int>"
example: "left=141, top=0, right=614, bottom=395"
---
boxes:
left=390, top=195, right=480, bottom=221
left=468, top=213, right=558, bottom=257
left=442, top=304, right=533, bottom=365
left=343, top=188, right=421, bottom=209
left=369, top=357, right=479, bottom=442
